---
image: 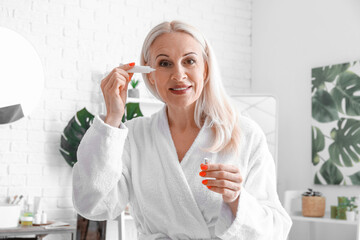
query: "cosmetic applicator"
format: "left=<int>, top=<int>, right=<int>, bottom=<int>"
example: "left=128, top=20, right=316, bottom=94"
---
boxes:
left=119, top=63, right=156, bottom=73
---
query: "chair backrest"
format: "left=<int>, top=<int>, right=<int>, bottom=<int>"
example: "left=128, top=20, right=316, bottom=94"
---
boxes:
left=231, top=94, right=278, bottom=173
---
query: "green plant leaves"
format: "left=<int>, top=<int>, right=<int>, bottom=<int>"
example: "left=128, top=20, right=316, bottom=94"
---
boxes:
left=125, top=103, right=143, bottom=121
left=349, top=171, right=360, bottom=185
left=59, top=108, right=94, bottom=167
left=312, top=89, right=339, bottom=123
left=319, top=160, right=344, bottom=185
left=60, top=104, right=144, bottom=167
left=331, top=71, right=360, bottom=116
left=312, top=126, right=325, bottom=166
left=312, top=61, right=360, bottom=185
left=312, top=63, right=350, bottom=92
left=314, top=173, right=321, bottom=184
left=328, top=118, right=360, bottom=167
left=130, top=79, right=139, bottom=89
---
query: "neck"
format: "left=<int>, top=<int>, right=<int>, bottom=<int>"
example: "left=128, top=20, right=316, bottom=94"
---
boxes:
left=166, top=103, right=198, bottom=130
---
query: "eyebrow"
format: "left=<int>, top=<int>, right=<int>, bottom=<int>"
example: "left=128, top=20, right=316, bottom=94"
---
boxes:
left=155, top=52, right=197, bottom=60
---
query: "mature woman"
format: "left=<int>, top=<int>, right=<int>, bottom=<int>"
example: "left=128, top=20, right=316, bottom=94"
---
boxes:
left=73, top=20, right=292, bottom=239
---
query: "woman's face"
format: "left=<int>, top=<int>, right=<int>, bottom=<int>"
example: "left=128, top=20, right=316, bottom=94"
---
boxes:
left=147, top=32, right=208, bottom=109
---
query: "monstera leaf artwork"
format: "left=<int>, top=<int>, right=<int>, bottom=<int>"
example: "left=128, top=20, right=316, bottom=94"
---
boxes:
left=60, top=103, right=143, bottom=167
left=311, top=60, right=360, bottom=185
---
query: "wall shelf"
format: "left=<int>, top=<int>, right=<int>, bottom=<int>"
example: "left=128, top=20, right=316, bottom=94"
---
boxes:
left=284, top=190, right=360, bottom=240
left=290, top=211, right=358, bottom=226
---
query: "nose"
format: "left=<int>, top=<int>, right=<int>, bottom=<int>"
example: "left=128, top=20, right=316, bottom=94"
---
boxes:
left=170, top=63, right=187, bottom=81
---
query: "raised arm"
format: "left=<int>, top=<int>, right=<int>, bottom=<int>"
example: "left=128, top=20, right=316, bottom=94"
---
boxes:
left=72, top=115, right=132, bottom=221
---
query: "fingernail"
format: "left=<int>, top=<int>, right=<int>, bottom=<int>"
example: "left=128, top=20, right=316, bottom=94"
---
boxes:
left=129, top=62, right=135, bottom=66
left=201, top=164, right=208, bottom=170
left=129, top=73, right=133, bottom=81
left=202, top=180, right=208, bottom=185
left=199, top=171, right=206, bottom=177
left=207, top=186, right=212, bottom=189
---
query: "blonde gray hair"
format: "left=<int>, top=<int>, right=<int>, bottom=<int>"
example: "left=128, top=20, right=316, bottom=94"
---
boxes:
left=140, top=20, right=240, bottom=153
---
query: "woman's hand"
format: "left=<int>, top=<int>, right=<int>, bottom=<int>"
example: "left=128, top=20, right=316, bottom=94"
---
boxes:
left=199, top=163, right=243, bottom=203
left=100, top=62, right=135, bottom=127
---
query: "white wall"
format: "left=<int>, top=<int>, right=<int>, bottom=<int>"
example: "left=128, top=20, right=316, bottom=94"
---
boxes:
left=252, top=0, right=360, bottom=239
left=0, top=0, right=252, bottom=239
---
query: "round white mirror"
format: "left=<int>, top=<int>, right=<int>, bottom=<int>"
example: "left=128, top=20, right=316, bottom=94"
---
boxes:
left=0, top=27, right=44, bottom=125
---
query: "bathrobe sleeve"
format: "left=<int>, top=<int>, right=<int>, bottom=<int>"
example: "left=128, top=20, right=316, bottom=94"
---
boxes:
left=216, top=120, right=292, bottom=240
left=72, top=115, right=131, bottom=221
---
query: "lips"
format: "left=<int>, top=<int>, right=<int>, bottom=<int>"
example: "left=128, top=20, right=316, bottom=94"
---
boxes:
left=169, top=85, right=192, bottom=91
left=169, top=85, right=192, bottom=95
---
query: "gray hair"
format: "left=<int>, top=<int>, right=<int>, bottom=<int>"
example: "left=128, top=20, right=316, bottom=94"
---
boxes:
left=140, top=20, right=240, bottom=153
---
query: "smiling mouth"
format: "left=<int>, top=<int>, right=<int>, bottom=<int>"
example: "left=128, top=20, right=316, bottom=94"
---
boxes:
left=169, top=86, right=192, bottom=91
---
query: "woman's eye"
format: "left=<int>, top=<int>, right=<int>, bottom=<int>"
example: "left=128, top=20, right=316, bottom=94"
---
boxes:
left=159, top=61, right=171, bottom=67
left=186, top=59, right=196, bottom=65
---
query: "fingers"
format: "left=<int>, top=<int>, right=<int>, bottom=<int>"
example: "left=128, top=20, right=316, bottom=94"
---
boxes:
left=199, top=163, right=242, bottom=183
left=101, top=62, right=135, bottom=90
left=128, top=73, right=134, bottom=81
left=209, top=186, right=240, bottom=203
left=199, top=163, right=243, bottom=203
left=102, top=72, right=126, bottom=95
left=118, top=62, right=135, bottom=73
left=202, top=179, right=241, bottom=192
left=201, top=163, right=239, bottom=174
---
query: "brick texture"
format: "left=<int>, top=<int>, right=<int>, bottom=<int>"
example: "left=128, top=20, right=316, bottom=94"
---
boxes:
left=0, top=0, right=252, bottom=238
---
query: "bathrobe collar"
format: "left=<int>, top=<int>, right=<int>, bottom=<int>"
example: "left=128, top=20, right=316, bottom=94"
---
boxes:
left=149, top=105, right=212, bottom=238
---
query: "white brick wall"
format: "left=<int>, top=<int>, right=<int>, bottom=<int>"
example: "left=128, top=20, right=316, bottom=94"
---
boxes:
left=0, top=0, right=252, bottom=239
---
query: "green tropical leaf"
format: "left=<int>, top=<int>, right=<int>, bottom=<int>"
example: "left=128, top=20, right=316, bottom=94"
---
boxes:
left=319, top=160, right=343, bottom=185
left=60, top=104, right=144, bottom=167
left=77, top=108, right=94, bottom=129
left=59, top=108, right=95, bottom=167
left=312, top=89, right=339, bottom=123
left=314, top=172, right=322, bottom=184
left=330, top=71, right=360, bottom=116
left=328, top=118, right=360, bottom=167
left=349, top=171, right=360, bottom=185
left=125, top=102, right=143, bottom=121
left=312, top=126, right=325, bottom=166
left=312, top=63, right=350, bottom=92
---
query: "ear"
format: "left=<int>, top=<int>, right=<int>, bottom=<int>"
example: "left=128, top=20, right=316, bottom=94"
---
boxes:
left=147, top=72, right=155, bottom=85
left=203, top=62, right=209, bottom=83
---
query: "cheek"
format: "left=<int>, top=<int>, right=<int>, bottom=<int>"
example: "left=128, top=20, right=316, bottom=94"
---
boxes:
left=150, top=72, right=169, bottom=92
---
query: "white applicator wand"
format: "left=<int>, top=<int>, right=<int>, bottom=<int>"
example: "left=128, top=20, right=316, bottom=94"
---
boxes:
left=119, top=63, right=156, bottom=73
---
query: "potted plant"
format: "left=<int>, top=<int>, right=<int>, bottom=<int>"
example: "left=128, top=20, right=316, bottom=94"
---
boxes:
left=128, top=79, right=140, bottom=98
left=346, top=197, right=358, bottom=221
left=302, top=188, right=325, bottom=217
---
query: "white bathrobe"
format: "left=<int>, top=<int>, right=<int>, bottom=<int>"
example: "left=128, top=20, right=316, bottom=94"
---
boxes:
left=72, top=106, right=292, bottom=240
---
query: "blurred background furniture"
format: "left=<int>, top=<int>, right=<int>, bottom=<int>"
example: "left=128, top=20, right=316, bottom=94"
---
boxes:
left=0, top=224, right=76, bottom=239
left=284, top=190, right=360, bottom=240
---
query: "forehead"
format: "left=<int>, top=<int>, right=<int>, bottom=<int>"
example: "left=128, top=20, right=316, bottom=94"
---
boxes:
left=149, top=32, right=203, bottom=57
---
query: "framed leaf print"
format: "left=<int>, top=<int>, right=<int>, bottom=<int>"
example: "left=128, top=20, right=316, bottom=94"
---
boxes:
left=311, top=60, right=360, bottom=185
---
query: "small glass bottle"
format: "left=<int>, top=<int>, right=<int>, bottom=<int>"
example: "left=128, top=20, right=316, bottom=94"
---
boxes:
left=20, top=216, right=33, bottom=227
left=34, top=212, right=41, bottom=224
left=41, top=210, right=47, bottom=224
